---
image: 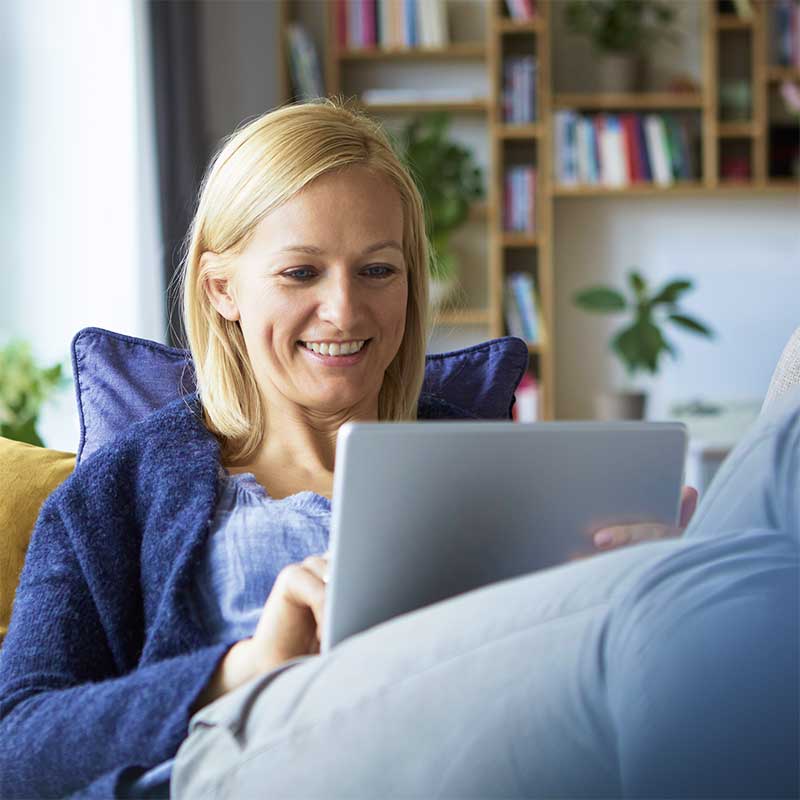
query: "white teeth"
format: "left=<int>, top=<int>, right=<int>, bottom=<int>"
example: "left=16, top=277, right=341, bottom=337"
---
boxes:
left=302, top=340, right=366, bottom=356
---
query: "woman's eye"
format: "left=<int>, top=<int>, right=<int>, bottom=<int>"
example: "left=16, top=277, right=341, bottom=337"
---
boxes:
left=284, top=268, right=316, bottom=281
left=362, top=265, right=395, bottom=279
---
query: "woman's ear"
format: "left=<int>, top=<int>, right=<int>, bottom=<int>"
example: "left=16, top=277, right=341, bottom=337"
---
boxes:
left=202, top=253, right=240, bottom=322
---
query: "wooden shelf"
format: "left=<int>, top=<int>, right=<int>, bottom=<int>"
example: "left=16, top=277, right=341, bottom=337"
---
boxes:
left=295, top=0, right=794, bottom=423
left=356, top=99, right=489, bottom=113
left=766, top=67, right=800, bottom=83
left=501, top=232, right=539, bottom=247
left=717, top=121, right=759, bottom=137
left=498, top=123, right=544, bottom=139
left=434, top=309, right=490, bottom=326
left=553, top=92, right=704, bottom=110
left=553, top=182, right=799, bottom=196
left=494, top=18, right=544, bottom=34
left=553, top=182, right=706, bottom=196
left=339, top=43, right=486, bottom=61
left=715, top=14, right=753, bottom=30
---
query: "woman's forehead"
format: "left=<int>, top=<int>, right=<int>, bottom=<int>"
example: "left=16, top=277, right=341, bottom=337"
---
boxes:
left=250, top=172, right=405, bottom=255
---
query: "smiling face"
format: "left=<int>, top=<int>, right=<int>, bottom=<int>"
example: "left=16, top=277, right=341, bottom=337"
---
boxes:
left=204, top=166, right=409, bottom=421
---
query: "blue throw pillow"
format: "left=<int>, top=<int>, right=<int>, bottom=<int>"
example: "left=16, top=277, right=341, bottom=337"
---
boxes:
left=70, top=327, right=529, bottom=464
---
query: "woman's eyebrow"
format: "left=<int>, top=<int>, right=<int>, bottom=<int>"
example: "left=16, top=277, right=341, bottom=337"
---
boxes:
left=273, top=239, right=403, bottom=256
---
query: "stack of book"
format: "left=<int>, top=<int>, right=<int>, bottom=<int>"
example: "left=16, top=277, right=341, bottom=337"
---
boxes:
left=336, top=0, right=448, bottom=50
left=504, top=166, right=536, bottom=232
left=554, top=111, right=695, bottom=188
left=773, top=0, right=800, bottom=68
left=504, top=0, right=538, bottom=21
left=512, top=372, right=539, bottom=422
left=503, top=57, right=538, bottom=123
left=286, top=24, right=325, bottom=101
left=504, top=271, right=539, bottom=344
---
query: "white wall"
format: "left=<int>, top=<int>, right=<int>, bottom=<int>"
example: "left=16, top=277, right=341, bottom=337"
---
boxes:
left=554, top=194, right=800, bottom=420
left=1, top=0, right=163, bottom=451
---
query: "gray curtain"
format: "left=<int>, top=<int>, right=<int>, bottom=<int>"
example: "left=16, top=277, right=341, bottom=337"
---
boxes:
left=148, top=1, right=209, bottom=347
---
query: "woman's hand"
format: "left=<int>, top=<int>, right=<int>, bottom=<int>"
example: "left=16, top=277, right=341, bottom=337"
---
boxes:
left=592, top=486, right=699, bottom=551
left=193, top=552, right=329, bottom=713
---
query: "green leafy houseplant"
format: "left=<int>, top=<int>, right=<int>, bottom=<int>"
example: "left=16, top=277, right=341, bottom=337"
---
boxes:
left=574, top=270, right=714, bottom=379
left=0, top=340, right=66, bottom=447
left=394, top=112, right=485, bottom=288
left=564, top=0, right=678, bottom=54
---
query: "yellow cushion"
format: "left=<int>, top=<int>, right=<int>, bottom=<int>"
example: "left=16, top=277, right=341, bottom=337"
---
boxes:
left=0, top=437, right=75, bottom=642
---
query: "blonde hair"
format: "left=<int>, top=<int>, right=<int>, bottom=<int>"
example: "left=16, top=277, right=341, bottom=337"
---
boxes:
left=179, top=98, right=431, bottom=464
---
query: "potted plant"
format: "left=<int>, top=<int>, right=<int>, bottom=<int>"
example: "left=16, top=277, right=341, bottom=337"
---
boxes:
left=394, top=112, right=485, bottom=307
left=0, top=340, right=66, bottom=446
left=564, top=0, right=679, bottom=92
left=573, top=270, right=714, bottom=420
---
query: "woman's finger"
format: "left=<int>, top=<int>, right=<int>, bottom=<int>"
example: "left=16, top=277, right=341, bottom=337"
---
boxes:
left=679, top=486, right=699, bottom=529
left=302, top=555, right=330, bottom=585
left=594, top=523, right=682, bottom=549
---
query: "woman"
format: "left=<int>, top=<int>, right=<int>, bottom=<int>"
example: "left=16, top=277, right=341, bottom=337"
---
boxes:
left=0, top=99, right=793, bottom=800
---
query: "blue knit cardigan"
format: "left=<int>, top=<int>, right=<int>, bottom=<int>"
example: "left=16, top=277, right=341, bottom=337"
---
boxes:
left=0, top=392, right=475, bottom=799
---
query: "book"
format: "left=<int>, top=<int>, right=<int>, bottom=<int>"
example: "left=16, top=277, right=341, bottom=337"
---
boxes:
left=512, top=372, right=539, bottom=422
left=644, top=115, right=673, bottom=186
left=286, top=24, right=325, bottom=101
left=509, top=271, right=539, bottom=343
left=504, top=279, right=526, bottom=339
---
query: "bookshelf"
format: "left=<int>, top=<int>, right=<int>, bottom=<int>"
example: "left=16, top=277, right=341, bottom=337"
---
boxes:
left=280, top=0, right=799, bottom=422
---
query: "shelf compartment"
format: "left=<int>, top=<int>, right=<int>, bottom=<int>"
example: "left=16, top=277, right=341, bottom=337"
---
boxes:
left=715, top=15, right=754, bottom=30
left=552, top=182, right=707, bottom=196
left=501, top=233, right=539, bottom=247
left=339, top=43, right=486, bottom=61
left=494, top=19, right=544, bottom=35
left=717, top=122, right=759, bottom=137
left=498, top=123, right=545, bottom=139
left=766, top=67, right=800, bottom=83
left=553, top=93, right=704, bottom=110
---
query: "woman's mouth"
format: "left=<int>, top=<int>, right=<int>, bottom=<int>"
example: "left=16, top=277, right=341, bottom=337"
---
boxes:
left=297, top=338, right=371, bottom=365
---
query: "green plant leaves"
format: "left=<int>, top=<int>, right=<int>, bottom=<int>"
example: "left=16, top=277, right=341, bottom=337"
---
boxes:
left=651, top=279, right=693, bottom=305
left=573, top=287, right=627, bottom=311
left=612, top=318, right=670, bottom=375
left=0, top=340, right=66, bottom=446
left=397, top=112, right=485, bottom=279
left=564, top=0, right=679, bottom=54
left=669, top=313, right=714, bottom=337
left=574, top=268, right=714, bottom=377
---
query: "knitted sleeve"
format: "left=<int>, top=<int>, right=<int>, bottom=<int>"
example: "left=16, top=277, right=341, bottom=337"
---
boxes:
left=0, top=494, right=231, bottom=799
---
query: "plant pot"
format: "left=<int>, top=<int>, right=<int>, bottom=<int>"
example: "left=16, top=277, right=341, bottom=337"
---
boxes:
left=429, top=277, right=457, bottom=309
left=597, top=52, right=642, bottom=93
left=594, top=391, right=647, bottom=421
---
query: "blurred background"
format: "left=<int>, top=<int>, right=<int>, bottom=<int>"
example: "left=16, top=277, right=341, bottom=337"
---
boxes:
left=1, top=0, right=799, bottom=491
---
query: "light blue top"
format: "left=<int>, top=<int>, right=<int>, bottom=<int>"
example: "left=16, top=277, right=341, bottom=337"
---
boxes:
left=191, top=467, right=332, bottom=644
left=128, top=468, right=331, bottom=797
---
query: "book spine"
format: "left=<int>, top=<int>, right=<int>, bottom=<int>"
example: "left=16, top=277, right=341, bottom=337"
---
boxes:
left=529, top=167, right=536, bottom=233
left=365, top=0, right=376, bottom=47
left=513, top=372, right=539, bottom=422
left=512, top=272, right=538, bottom=342
left=644, top=115, right=672, bottom=185
left=621, top=114, right=638, bottom=182
left=504, top=278, right=525, bottom=338
left=510, top=274, right=532, bottom=341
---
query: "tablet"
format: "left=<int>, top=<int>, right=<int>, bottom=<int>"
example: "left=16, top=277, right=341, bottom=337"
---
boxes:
left=321, top=421, right=687, bottom=653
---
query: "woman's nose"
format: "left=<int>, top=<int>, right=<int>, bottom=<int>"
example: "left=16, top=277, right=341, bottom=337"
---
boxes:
left=317, top=275, right=361, bottom=330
